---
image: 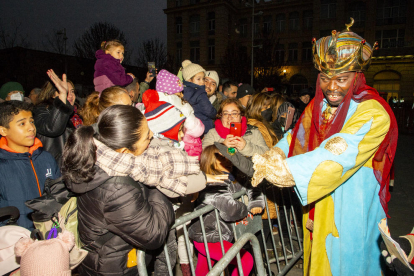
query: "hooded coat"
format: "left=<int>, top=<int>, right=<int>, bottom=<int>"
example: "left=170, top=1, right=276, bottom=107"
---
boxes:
left=0, top=137, right=60, bottom=229
left=66, top=166, right=174, bottom=276
left=182, top=81, right=217, bottom=134
left=33, top=97, right=75, bottom=166
left=94, top=49, right=133, bottom=92
left=188, top=174, right=264, bottom=243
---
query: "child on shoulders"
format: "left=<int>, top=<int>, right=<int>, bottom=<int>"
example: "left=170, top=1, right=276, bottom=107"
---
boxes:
left=181, top=60, right=217, bottom=134
left=94, top=39, right=135, bottom=93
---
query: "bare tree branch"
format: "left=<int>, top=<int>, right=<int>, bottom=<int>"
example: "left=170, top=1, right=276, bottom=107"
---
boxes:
left=136, top=38, right=167, bottom=69
left=42, top=30, right=66, bottom=54
left=220, top=42, right=251, bottom=83
left=0, top=21, right=30, bottom=49
left=72, top=22, right=131, bottom=63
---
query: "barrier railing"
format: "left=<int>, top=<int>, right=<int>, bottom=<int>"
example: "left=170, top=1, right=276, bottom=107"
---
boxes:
left=137, top=186, right=303, bottom=276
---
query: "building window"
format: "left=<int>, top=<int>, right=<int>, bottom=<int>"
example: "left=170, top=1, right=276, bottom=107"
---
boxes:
left=189, top=15, right=200, bottom=37
left=263, top=15, right=272, bottom=35
left=254, top=16, right=260, bottom=37
left=303, top=10, right=313, bottom=30
left=349, top=2, right=365, bottom=27
left=376, top=29, right=405, bottom=48
left=302, top=42, right=312, bottom=62
left=208, top=12, right=215, bottom=35
left=275, top=14, right=286, bottom=33
left=176, top=42, right=182, bottom=67
left=274, top=44, right=285, bottom=63
left=321, top=0, right=336, bottom=19
left=239, top=18, right=248, bottom=37
left=288, top=43, right=298, bottom=62
left=190, top=41, right=200, bottom=63
left=176, top=17, right=182, bottom=37
left=373, top=71, right=401, bottom=101
left=190, top=0, right=200, bottom=4
left=208, top=39, right=215, bottom=64
left=176, top=0, right=181, bottom=7
left=376, top=0, right=406, bottom=25
left=289, top=12, right=300, bottom=31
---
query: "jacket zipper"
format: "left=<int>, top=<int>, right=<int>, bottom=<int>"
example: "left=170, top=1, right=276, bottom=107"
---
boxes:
left=29, top=154, right=42, bottom=196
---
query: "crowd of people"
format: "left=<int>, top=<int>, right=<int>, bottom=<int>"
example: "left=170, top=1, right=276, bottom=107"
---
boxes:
left=0, top=22, right=409, bottom=276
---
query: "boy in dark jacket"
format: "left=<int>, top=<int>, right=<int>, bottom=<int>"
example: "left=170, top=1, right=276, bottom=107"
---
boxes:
left=0, top=101, right=60, bottom=230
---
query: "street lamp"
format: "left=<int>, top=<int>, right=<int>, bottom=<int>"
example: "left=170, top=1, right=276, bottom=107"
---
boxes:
left=245, top=1, right=263, bottom=87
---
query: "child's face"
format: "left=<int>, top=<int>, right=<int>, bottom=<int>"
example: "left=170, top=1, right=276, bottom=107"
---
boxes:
left=178, top=124, right=185, bottom=142
left=190, top=72, right=205, bottom=86
left=0, top=110, right=36, bottom=153
left=106, top=46, right=125, bottom=63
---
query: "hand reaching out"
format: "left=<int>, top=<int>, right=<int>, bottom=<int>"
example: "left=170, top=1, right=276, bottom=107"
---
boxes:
left=47, top=69, right=68, bottom=104
left=145, top=70, right=157, bottom=83
left=250, top=207, right=263, bottom=215
left=206, top=174, right=229, bottom=184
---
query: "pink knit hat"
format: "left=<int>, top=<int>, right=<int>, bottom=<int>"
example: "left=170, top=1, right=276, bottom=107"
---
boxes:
left=14, top=231, right=75, bottom=276
left=156, top=69, right=183, bottom=95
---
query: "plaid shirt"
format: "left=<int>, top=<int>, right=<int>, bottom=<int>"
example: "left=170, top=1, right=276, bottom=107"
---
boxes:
left=94, top=138, right=200, bottom=196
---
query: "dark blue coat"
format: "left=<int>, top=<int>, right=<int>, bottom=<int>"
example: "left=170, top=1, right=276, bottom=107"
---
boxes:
left=0, top=139, right=60, bottom=229
left=183, top=81, right=217, bottom=134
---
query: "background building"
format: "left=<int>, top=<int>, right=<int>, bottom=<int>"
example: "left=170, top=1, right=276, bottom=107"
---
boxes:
left=164, top=0, right=414, bottom=101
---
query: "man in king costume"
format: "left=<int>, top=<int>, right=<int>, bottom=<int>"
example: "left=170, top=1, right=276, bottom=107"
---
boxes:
left=251, top=19, right=398, bottom=275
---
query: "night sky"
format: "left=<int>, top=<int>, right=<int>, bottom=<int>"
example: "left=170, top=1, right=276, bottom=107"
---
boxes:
left=0, top=0, right=167, bottom=59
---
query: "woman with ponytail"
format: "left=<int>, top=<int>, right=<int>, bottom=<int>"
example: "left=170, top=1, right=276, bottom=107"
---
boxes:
left=62, top=105, right=174, bottom=275
left=79, top=86, right=132, bottom=126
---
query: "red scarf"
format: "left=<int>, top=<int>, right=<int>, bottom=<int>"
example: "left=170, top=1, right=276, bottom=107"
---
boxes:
left=214, top=116, right=248, bottom=139
left=288, top=73, right=397, bottom=218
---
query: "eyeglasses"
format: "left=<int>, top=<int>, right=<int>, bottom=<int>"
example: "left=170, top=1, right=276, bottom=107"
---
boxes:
left=222, top=112, right=240, bottom=117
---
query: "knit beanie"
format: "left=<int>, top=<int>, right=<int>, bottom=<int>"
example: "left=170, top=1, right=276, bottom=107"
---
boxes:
left=142, top=89, right=186, bottom=141
left=14, top=231, right=75, bottom=276
left=205, top=71, right=219, bottom=86
left=0, top=82, right=24, bottom=100
left=156, top=69, right=184, bottom=95
left=181, top=60, right=206, bottom=81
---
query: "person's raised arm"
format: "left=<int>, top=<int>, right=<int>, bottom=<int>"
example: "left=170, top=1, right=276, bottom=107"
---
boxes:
left=47, top=69, right=67, bottom=104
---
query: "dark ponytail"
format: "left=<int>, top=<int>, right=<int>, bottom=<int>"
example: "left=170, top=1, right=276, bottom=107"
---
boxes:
left=62, top=125, right=97, bottom=184
left=62, top=105, right=145, bottom=184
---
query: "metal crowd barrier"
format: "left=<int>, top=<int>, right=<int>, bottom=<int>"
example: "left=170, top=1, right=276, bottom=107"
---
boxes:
left=137, top=186, right=303, bottom=276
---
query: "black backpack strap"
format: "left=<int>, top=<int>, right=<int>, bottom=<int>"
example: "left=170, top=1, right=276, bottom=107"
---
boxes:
left=82, top=176, right=141, bottom=252
left=82, top=231, right=115, bottom=252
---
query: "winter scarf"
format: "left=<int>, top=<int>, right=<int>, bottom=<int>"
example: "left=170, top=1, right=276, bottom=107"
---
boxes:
left=214, top=116, right=248, bottom=139
left=247, top=119, right=277, bottom=148
left=94, top=138, right=200, bottom=196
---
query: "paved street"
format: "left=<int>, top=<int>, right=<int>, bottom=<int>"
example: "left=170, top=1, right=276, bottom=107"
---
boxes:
left=387, top=133, right=414, bottom=237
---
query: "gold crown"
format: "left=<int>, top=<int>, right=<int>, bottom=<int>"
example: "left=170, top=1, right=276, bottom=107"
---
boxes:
left=312, top=18, right=378, bottom=77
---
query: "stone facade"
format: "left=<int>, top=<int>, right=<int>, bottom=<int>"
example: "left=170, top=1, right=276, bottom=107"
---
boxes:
left=165, top=0, right=414, bottom=100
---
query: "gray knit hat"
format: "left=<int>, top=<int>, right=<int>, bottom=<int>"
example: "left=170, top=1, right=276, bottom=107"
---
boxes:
left=205, top=71, right=219, bottom=86
left=181, top=60, right=206, bottom=81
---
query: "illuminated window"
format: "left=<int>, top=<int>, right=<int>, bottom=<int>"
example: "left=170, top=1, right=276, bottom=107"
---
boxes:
left=373, top=71, right=400, bottom=101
